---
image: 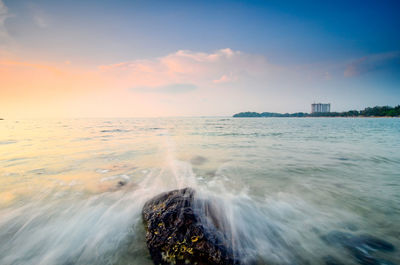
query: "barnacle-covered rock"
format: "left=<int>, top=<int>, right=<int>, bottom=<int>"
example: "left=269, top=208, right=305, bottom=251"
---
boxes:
left=142, top=188, right=239, bottom=265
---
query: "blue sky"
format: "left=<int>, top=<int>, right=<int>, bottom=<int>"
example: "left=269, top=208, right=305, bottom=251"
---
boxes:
left=1, top=0, right=399, bottom=117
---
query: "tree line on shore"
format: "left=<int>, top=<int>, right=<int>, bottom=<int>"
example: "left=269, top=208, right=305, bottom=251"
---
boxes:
left=233, top=105, right=400, bottom=117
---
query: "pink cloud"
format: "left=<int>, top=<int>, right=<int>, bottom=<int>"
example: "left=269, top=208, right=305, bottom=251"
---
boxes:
left=344, top=51, right=400, bottom=77
left=98, top=48, right=272, bottom=92
left=213, top=73, right=237, bottom=84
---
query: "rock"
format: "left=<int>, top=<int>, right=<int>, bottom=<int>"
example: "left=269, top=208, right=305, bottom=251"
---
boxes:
left=190, top=156, right=208, bottom=166
left=322, top=255, right=346, bottom=265
left=117, top=180, right=126, bottom=187
left=356, top=235, right=395, bottom=252
left=321, top=231, right=396, bottom=265
left=142, top=188, right=239, bottom=265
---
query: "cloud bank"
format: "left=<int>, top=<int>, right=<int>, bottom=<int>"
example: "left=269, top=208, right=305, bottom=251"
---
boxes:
left=99, top=48, right=277, bottom=93
left=3, top=45, right=399, bottom=117
left=345, top=51, right=400, bottom=77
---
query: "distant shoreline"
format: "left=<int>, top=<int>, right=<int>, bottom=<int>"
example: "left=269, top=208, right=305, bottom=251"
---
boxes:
left=233, top=116, right=399, bottom=118
left=233, top=105, right=400, bottom=118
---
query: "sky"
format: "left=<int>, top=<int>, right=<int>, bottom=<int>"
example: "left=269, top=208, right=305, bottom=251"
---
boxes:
left=0, top=0, right=399, bottom=118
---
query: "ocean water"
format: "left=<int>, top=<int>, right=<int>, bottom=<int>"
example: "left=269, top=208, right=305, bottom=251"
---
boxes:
left=0, top=117, right=399, bottom=265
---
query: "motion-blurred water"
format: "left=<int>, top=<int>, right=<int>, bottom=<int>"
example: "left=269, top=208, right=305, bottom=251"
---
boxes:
left=0, top=117, right=399, bottom=265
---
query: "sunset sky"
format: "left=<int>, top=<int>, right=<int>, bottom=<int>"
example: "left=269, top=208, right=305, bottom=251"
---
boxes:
left=1, top=0, right=399, bottom=118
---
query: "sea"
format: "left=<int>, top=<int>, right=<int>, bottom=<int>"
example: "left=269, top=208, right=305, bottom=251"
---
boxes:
left=0, top=117, right=399, bottom=265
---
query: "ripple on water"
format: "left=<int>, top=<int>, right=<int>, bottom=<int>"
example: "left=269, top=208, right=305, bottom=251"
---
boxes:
left=100, top=129, right=131, bottom=133
left=0, top=118, right=399, bottom=265
left=0, top=140, right=17, bottom=145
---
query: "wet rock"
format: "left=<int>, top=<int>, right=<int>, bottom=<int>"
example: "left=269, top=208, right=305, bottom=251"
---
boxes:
left=190, top=156, right=208, bottom=166
left=117, top=180, right=126, bottom=187
left=356, top=235, right=395, bottom=252
left=321, top=231, right=396, bottom=265
left=142, top=188, right=239, bottom=265
left=322, top=255, right=346, bottom=265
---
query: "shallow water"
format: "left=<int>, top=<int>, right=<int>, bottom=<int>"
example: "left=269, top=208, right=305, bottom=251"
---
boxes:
left=0, top=117, right=399, bottom=265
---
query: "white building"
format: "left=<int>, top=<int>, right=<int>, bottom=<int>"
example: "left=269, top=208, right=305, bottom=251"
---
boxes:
left=311, top=103, right=331, bottom=113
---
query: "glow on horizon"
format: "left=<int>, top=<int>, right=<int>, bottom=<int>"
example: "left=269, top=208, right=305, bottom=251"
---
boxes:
left=1, top=48, right=281, bottom=118
left=1, top=0, right=399, bottom=118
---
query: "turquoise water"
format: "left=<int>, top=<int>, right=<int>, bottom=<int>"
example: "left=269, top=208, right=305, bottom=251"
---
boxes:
left=0, top=118, right=399, bottom=264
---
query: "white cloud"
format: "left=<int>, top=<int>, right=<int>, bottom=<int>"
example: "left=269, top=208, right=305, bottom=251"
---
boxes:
left=0, top=0, right=12, bottom=44
left=213, top=73, right=237, bottom=84
left=33, top=14, right=48, bottom=28
left=29, top=4, right=49, bottom=28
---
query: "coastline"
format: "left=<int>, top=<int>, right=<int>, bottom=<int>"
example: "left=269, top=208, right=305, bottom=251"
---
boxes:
left=233, top=105, right=400, bottom=118
left=233, top=116, right=400, bottom=118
